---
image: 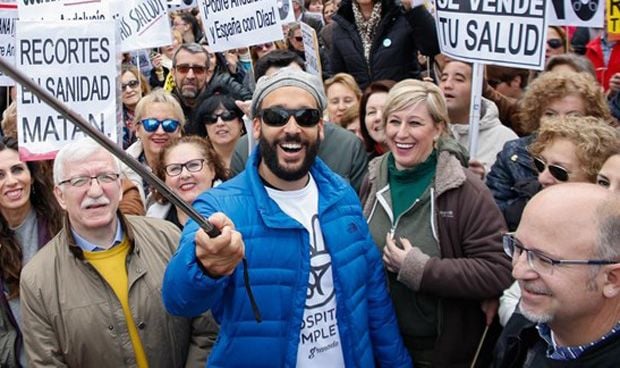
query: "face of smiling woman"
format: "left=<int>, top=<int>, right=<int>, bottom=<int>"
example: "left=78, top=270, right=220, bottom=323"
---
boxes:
left=0, top=148, right=33, bottom=224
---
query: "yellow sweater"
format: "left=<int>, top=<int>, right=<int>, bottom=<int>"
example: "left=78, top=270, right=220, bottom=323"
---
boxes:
left=83, top=238, right=148, bottom=368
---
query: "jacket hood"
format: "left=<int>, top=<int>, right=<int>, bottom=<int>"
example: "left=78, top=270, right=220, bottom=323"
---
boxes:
left=449, top=98, right=502, bottom=137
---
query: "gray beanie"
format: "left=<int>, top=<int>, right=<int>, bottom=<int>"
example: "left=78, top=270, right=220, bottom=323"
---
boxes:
left=250, top=68, right=327, bottom=118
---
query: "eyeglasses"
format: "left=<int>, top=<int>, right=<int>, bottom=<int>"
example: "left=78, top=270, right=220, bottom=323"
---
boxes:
left=254, top=42, right=274, bottom=50
left=58, top=172, right=120, bottom=188
left=547, top=39, right=563, bottom=50
left=175, top=64, right=207, bottom=76
left=533, top=156, right=569, bottom=182
left=294, top=36, right=303, bottom=42
left=204, top=111, right=238, bottom=124
left=258, top=107, right=321, bottom=127
left=164, top=158, right=205, bottom=176
left=139, top=118, right=180, bottom=133
left=122, top=80, right=140, bottom=90
left=503, top=233, right=619, bottom=275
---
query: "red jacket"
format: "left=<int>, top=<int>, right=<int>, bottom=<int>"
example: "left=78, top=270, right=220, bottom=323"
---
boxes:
left=585, top=36, right=620, bottom=91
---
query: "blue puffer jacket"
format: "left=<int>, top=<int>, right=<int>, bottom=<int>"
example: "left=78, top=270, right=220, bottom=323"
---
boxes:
left=162, top=149, right=411, bottom=368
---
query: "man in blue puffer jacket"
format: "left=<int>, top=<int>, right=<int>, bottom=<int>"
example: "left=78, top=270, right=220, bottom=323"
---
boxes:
left=162, top=69, right=411, bottom=367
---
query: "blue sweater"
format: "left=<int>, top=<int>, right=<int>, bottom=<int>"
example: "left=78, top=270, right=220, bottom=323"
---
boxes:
left=162, top=149, right=411, bottom=368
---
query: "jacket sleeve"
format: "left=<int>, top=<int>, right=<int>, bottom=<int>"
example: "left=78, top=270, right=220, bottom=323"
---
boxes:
left=161, top=193, right=234, bottom=317
left=349, top=137, right=369, bottom=194
left=403, top=5, right=440, bottom=57
left=184, top=311, right=219, bottom=368
left=404, top=174, right=513, bottom=300
left=363, top=230, right=412, bottom=367
left=486, top=144, right=517, bottom=212
left=20, top=273, right=69, bottom=367
left=328, top=27, right=346, bottom=76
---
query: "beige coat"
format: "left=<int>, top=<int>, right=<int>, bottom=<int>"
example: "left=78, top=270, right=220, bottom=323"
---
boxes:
left=20, top=214, right=217, bottom=368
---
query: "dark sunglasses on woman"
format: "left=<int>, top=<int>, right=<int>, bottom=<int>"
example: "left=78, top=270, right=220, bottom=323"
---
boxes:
left=139, top=118, right=180, bottom=133
left=204, top=111, right=238, bottom=124
left=547, top=39, right=563, bottom=50
left=533, top=156, right=569, bottom=182
left=258, top=107, right=321, bottom=127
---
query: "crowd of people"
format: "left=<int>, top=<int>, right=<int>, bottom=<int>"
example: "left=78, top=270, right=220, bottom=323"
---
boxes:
left=1, top=2, right=620, bottom=367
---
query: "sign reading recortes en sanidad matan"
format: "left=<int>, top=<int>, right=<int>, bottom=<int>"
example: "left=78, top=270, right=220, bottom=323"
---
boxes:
left=16, top=21, right=120, bottom=161
left=197, top=0, right=283, bottom=52
left=434, top=0, right=547, bottom=70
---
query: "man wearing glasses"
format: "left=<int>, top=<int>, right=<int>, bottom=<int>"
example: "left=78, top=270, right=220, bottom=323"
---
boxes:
left=19, top=139, right=216, bottom=367
left=493, top=183, right=620, bottom=367
left=162, top=69, right=411, bottom=367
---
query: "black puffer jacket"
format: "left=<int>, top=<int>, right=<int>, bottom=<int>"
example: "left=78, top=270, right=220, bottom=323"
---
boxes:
left=330, top=0, right=439, bottom=89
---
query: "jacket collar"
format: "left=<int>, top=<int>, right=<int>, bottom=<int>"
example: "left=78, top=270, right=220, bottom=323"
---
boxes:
left=245, top=147, right=349, bottom=229
left=64, top=211, right=136, bottom=260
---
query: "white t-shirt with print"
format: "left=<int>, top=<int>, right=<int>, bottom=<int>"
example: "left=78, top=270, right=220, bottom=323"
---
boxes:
left=266, top=174, right=345, bottom=367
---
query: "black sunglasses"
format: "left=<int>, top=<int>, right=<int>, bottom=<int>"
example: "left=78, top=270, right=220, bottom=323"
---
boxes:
left=204, top=111, right=238, bottom=124
left=139, top=118, right=180, bottom=133
left=533, top=156, right=569, bottom=182
left=258, top=107, right=321, bottom=127
left=294, top=36, right=303, bottom=42
left=122, top=79, right=140, bottom=90
left=547, top=39, right=563, bottom=50
left=175, top=64, right=207, bottom=75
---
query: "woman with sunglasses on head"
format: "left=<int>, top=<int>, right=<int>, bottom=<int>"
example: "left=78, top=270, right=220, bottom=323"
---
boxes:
left=148, top=136, right=228, bottom=229
left=121, top=64, right=151, bottom=149
left=487, top=71, right=612, bottom=231
left=0, top=136, right=63, bottom=367
left=498, top=115, right=619, bottom=327
left=189, top=91, right=245, bottom=169
left=360, top=79, right=512, bottom=367
left=122, top=89, right=184, bottom=205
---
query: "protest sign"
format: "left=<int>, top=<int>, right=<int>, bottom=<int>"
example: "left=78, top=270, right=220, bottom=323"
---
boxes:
left=197, top=0, right=283, bottom=52
left=18, top=0, right=110, bottom=21
left=0, top=1, right=16, bottom=86
left=276, top=0, right=294, bottom=23
left=167, top=0, right=197, bottom=10
left=16, top=20, right=119, bottom=161
left=548, top=0, right=604, bottom=27
left=609, top=0, right=620, bottom=41
left=110, top=0, right=172, bottom=52
left=301, top=22, right=321, bottom=77
left=434, top=0, right=547, bottom=70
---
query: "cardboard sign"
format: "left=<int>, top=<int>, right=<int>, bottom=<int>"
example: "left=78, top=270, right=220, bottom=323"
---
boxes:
left=547, top=0, right=604, bottom=27
left=110, top=0, right=172, bottom=52
left=16, top=21, right=120, bottom=161
left=18, top=0, right=111, bottom=21
left=0, top=1, right=16, bottom=86
left=608, top=0, right=620, bottom=41
left=300, top=22, right=321, bottom=77
left=434, top=0, right=548, bottom=70
left=167, top=0, right=197, bottom=10
left=197, top=0, right=283, bottom=52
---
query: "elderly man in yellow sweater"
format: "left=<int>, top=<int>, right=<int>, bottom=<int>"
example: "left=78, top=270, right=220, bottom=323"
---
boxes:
left=19, top=138, right=216, bottom=367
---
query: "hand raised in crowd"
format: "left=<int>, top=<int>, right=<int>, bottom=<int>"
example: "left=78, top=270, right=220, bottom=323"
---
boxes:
left=151, top=52, right=163, bottom=70
left=195, top=212, right=245, bottom=277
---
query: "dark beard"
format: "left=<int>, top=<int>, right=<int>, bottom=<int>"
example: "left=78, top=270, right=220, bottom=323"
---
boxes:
left=259, top=132, right=320, bottom=181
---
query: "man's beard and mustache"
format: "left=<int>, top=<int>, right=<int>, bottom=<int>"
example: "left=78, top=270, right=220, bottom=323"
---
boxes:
left=259, top=132, right=320, bottom=181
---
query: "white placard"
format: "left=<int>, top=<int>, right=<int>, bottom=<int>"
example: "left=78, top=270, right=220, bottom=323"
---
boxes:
left=16, top=21, right=120, bottom=161
left=167, top=0, right=197, bottom=10
left=110, top=0, right=172, bottom=52
left=197, top=0, right=283, bottom=52
left=300, top=22, right=321, bottom=77
left=0, top=2, right=17, bottom=86
left=18, top=0, right=111, bottom=21
left=434, top=0, right=548, bottom=70
left=547, top=0, right=604, bottom=27
left=277, top=0, right=293, bottom=23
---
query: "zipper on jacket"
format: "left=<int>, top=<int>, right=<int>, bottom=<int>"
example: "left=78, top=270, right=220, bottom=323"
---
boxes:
left=389, top=198, right=420, bottom=239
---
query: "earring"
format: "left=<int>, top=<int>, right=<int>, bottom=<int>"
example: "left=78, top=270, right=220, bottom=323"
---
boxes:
left=31, top=184, right=36, bottom=195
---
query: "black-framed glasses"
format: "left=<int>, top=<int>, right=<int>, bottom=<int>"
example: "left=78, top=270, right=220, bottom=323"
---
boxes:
left=254, top=42, right=274, bottom=50
left=294, top=36, right=303, bottom=42
left=204, top=111, right=238, bottom=125
left=139, top=118, right=180, bottom=133
left=58, top=172, right=120, bottom=188
left=121, top=80, right=140, bottom=90
left=533, top=156, right=569, bottom=182
left=547, top=39, right=563, bottom=49
left=175, top=64, right=207, bottom=75
left=503, top=233, right=619, bottom=275
left=164, top=158, right=205, bottom=176
left=258, top=107, right=321, bottom=127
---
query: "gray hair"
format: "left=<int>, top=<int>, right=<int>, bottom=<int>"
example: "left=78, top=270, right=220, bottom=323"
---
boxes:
left=595, top=195, right=620, bottom=260
left=172, top=42, right=210, bottom=69
left=53, top=138, right=121, bottom=185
